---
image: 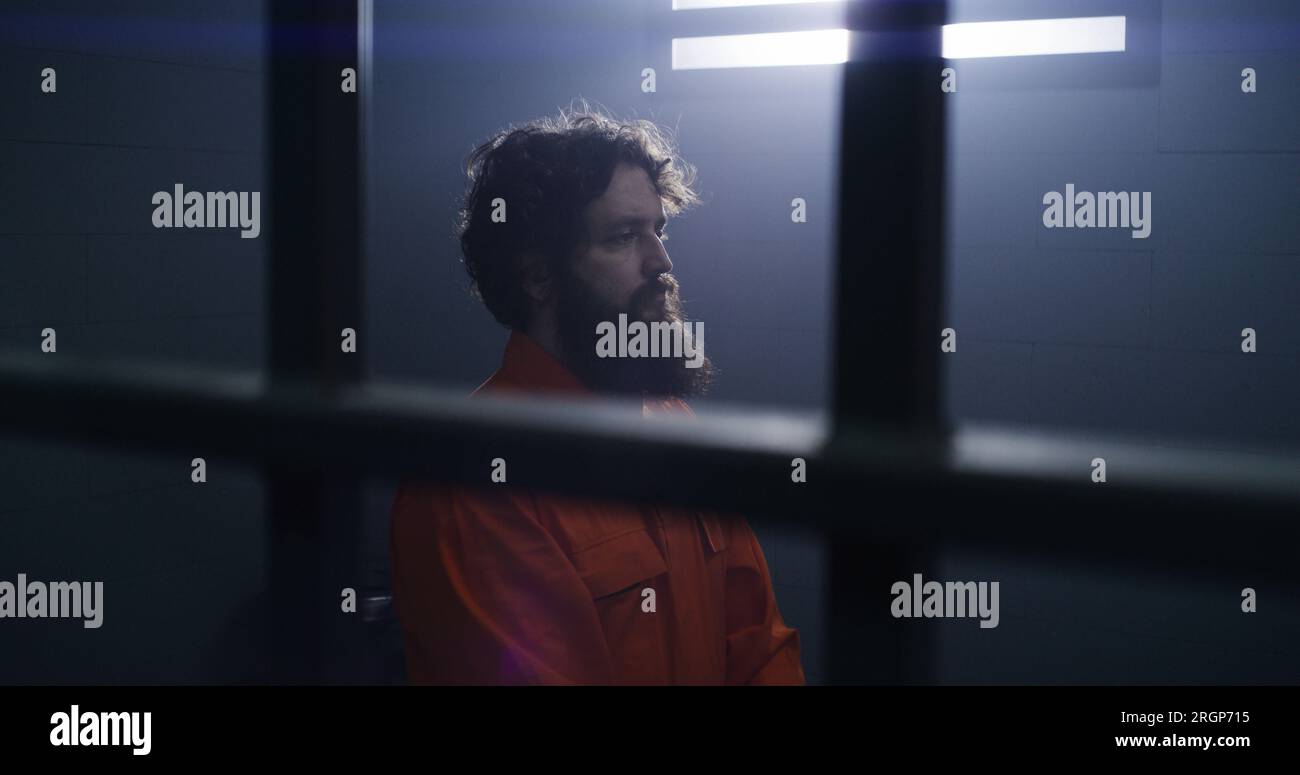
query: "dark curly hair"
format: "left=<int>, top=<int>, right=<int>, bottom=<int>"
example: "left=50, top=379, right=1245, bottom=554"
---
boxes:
left=455, top=99, right=701, bottom=330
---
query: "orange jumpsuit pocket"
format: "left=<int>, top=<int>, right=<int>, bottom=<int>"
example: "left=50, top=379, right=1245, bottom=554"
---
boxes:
left=569, top=528, right=667, bottom=599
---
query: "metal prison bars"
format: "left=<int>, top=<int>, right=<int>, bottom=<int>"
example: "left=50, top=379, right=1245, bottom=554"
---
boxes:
left=1, top=0, right=1299, bottom=684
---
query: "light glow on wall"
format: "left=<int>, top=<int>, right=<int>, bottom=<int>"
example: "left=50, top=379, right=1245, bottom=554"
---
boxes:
left=671, top=15, right=1126, bottom=69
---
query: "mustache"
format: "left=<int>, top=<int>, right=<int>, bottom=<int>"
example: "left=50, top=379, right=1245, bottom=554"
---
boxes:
left=632, top=273, right=680, bottom=305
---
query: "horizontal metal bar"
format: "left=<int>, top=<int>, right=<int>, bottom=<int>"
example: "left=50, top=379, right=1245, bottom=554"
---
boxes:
left=1, top=352, right=1298, bottom=578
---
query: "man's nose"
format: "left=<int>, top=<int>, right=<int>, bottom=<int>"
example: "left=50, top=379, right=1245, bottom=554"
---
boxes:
left=644, top=236, right=672, bottom=276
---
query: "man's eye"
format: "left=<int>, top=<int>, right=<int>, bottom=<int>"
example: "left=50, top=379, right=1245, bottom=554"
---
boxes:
left=611, top=230, right=668, bottom=244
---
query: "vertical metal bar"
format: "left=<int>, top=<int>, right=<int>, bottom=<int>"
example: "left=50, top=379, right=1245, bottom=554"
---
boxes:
left=266, top=0, right=364, bottom=683
left=828, top=0, right=948, bottom=685
left=832, top=0, right=947, bottom=432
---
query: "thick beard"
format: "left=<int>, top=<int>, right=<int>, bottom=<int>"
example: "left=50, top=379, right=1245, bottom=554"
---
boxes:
left=555, top=269, right=714, bottom=400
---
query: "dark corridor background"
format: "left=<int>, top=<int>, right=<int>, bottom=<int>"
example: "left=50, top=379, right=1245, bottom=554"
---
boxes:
left=1, top=0, right=1298, bottom=684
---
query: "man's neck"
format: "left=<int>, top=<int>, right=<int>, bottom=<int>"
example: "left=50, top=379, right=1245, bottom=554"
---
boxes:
left=521, top=318, right=569, bottom=376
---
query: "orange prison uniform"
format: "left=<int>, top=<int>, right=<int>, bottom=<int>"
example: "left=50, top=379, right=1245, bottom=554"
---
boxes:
left=389, top=330, right=805, bottom=685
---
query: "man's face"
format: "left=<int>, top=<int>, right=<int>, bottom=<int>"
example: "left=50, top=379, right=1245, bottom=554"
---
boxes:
left=569, top=162, right=674, bottom=322
left=553, top=162, right=712, bottom=398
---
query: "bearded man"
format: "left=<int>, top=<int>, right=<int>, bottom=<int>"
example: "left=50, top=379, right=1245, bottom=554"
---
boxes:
left=389, top=104, right=804, bottom=685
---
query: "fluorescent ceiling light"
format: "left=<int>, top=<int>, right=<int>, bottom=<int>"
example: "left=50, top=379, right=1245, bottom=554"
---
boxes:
left=671, top=15, right=1126, bottom=69
left=673, top=0, right=838, bottom=9
left=672, top=28, right=849, bottom=70
left=942, top=15, right=1126, bottom=59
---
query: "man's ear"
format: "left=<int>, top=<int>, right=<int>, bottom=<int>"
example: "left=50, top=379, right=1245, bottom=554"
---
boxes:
left=517, top=251, right=553, bottom=305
